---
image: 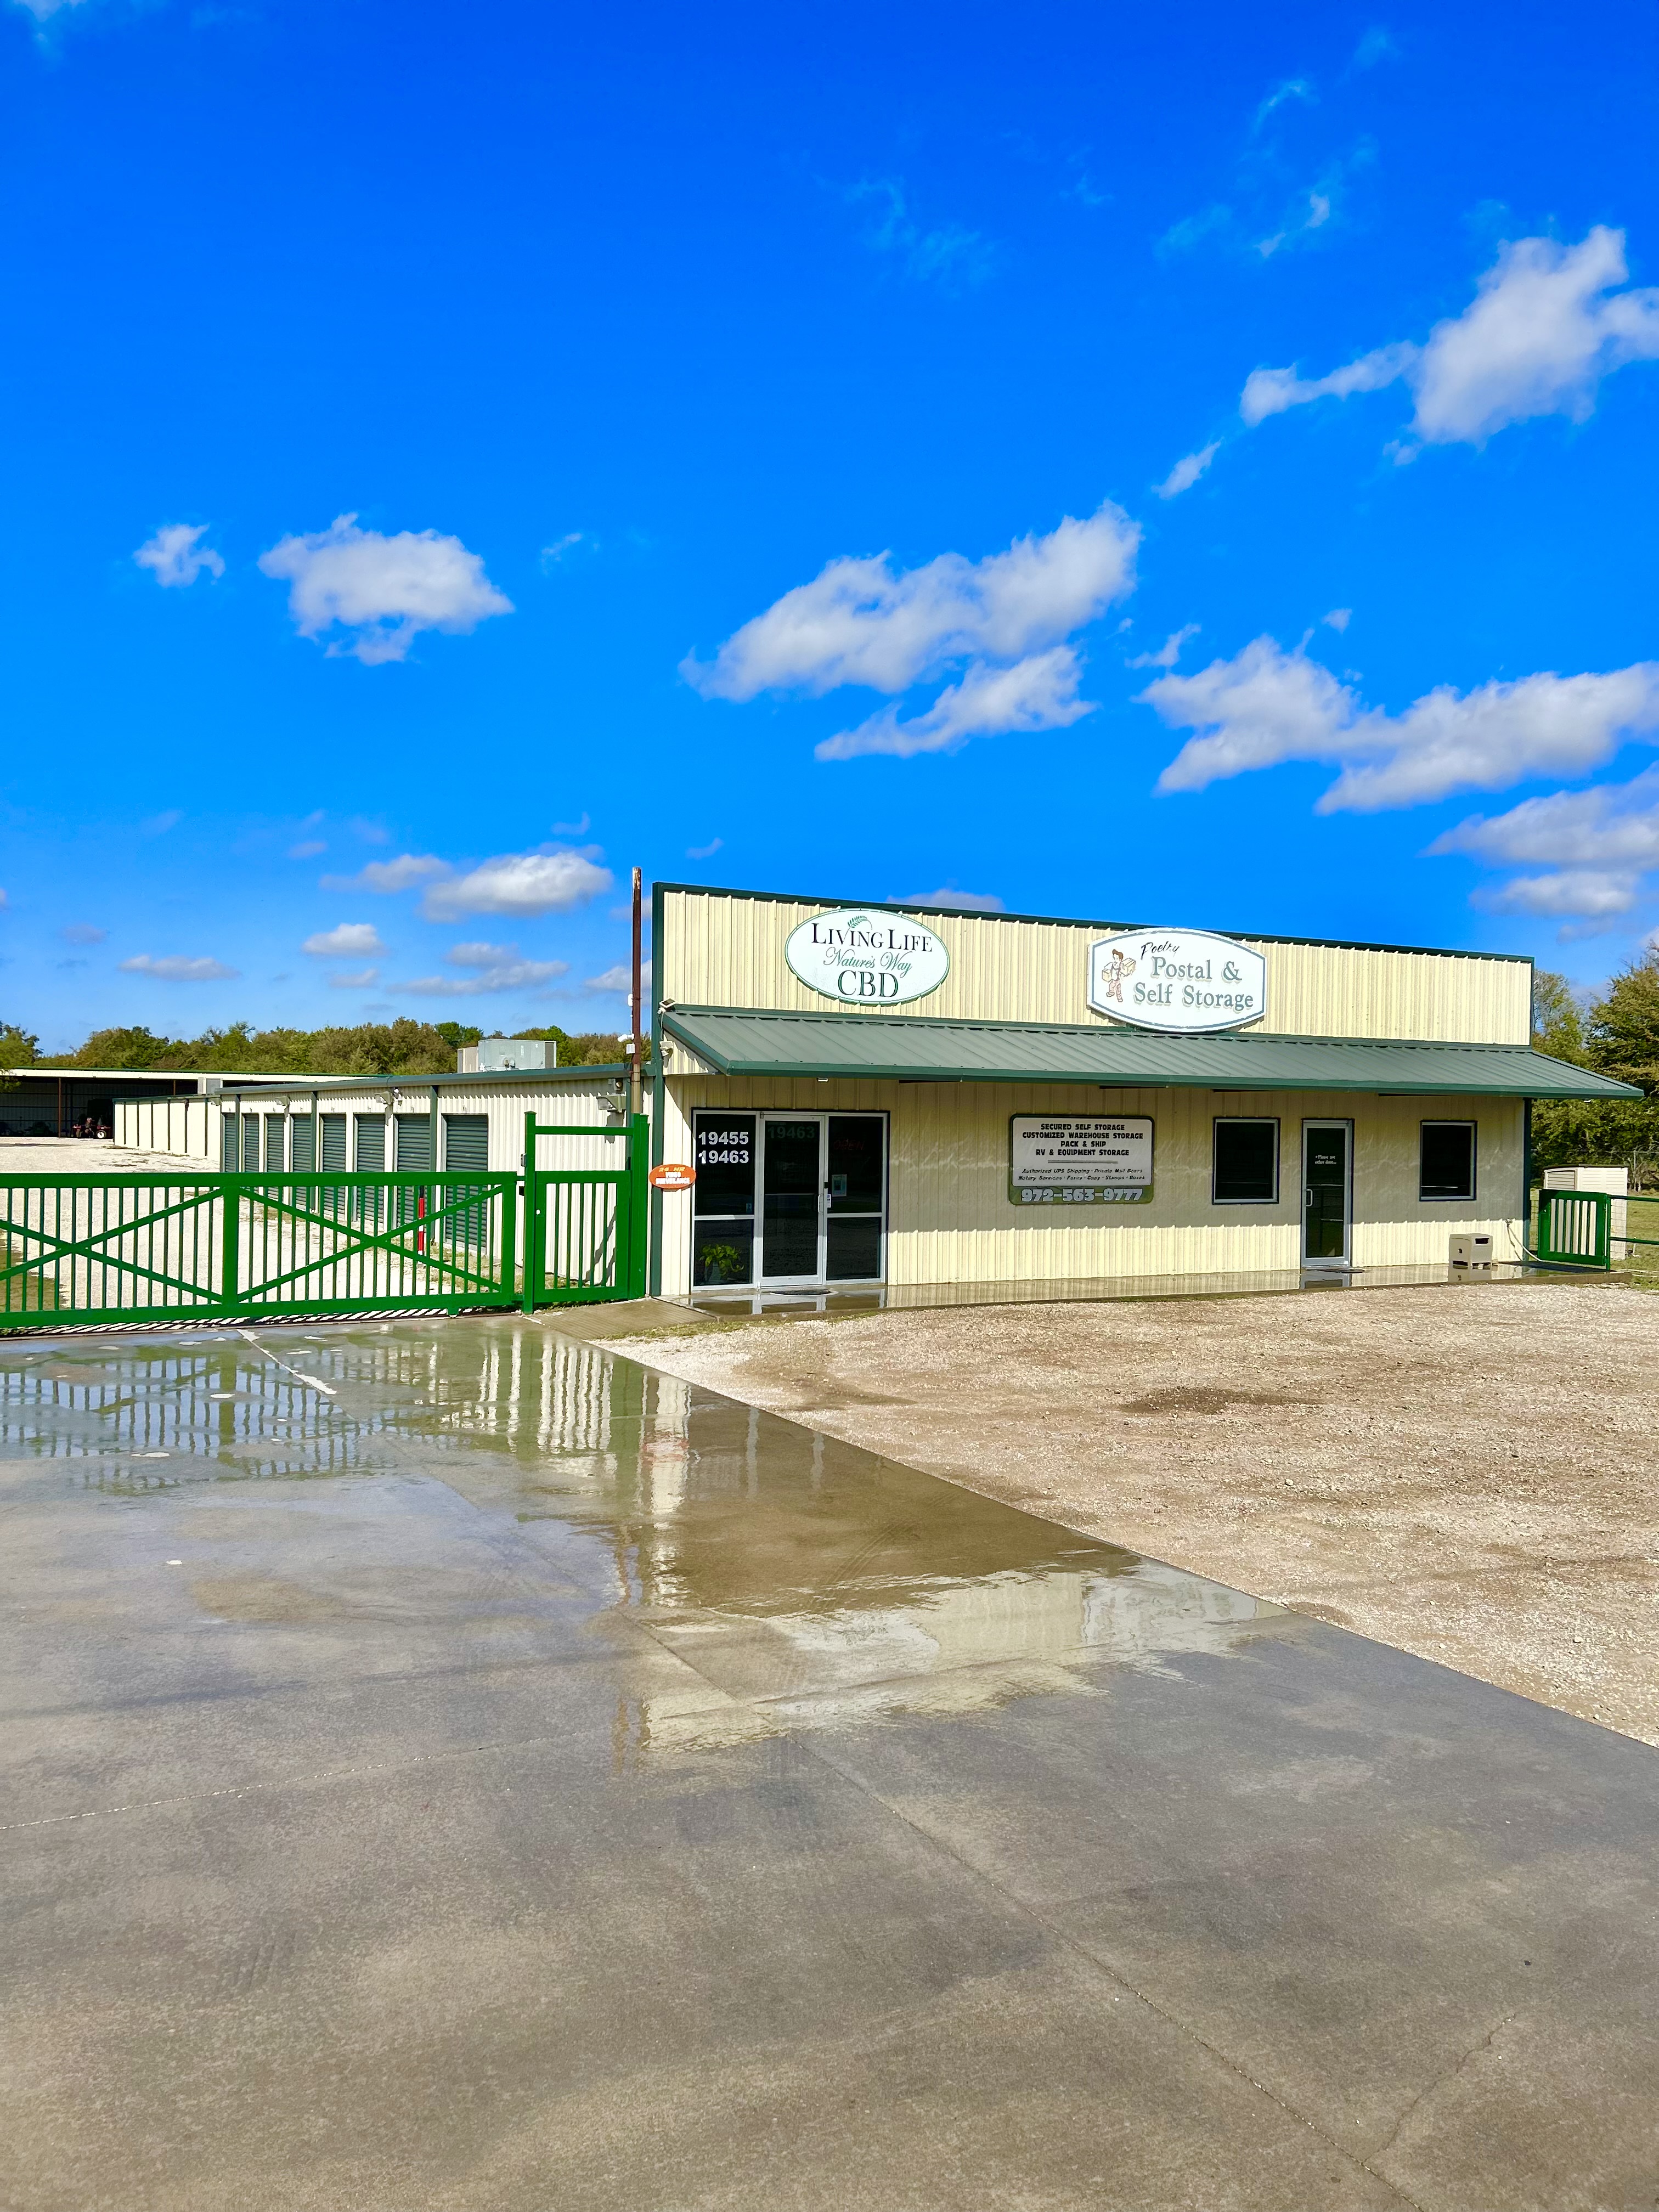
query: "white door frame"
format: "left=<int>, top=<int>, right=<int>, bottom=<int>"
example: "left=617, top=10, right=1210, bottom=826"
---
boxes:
left=754, top=1110, right=888, bottom=1288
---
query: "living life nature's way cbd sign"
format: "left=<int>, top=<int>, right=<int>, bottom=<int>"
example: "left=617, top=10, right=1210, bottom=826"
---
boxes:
left=1087, top=927, right=1266, bottom=1033
left=785, top=909, right=951, bottom=1005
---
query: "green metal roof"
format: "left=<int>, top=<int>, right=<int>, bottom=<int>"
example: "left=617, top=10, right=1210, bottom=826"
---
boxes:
left=661, top=1006, right=1640, bottom=1099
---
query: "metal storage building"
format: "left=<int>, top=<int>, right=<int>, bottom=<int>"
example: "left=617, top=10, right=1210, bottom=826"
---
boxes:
left=647, top=882, right=1638, bottom=1302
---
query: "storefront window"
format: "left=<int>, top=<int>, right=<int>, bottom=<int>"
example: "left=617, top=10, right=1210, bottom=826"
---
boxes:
left=693, top=1113, right=756, bottom=1285
left=1420, top=1121, right=1476, bottom=1201
left=1212, top=1118, right=1279, bottom=1204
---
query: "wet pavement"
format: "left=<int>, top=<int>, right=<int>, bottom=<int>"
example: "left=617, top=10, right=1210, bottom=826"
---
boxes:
left=3, top=1318, right=1658, bottom=2210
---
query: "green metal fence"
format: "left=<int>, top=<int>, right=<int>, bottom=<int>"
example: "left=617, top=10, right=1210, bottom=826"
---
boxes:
left=522, top=1113, right=649, bottom=1309
left=1534, top=1186, right=1659, bottom=1271
left=0, top=1171, right=522, bottom=1328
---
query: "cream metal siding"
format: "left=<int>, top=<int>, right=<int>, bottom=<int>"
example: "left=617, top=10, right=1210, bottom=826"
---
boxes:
left=114, top=1095, right=223, bottom=1162
left=657, top=1074, right=1525, bottom=1296
left=658, top=888, right=1532, bottom=1045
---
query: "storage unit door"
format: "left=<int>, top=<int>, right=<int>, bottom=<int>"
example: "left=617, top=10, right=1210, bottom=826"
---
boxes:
left=443, top=1115, right=490, bottom=1247
left=263, top=1116, right=285, bottom=1173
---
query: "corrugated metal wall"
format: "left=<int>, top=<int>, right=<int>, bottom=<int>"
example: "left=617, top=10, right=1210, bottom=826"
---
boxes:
left=659, top=889, right=1532, bottom=1045
left=123, top=1080, right=626, bottom=1174
left=657, top=1074, right=1526, bottom=1295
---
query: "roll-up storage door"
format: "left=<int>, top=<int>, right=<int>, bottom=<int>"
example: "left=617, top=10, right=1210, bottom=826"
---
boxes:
left=241, top=1116, right=261, bottom=1173
left=319, top=1114, right=348, bottom=1218
left=442, top=1115, right=489, bottom=1248
left=354, top=1114, right=386, bottom=1227
left=263, top=1116, right=286, bottom=1173
left=394, top=1114, right=433, bottom=1237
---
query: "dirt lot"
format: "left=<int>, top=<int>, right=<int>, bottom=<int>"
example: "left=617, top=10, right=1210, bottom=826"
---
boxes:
left=611, top=1278, right=1659, bottom=1745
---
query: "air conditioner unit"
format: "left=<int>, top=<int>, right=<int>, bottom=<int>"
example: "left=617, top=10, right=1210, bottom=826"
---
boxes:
left=1449, top=1233, right=1494, bottom=1271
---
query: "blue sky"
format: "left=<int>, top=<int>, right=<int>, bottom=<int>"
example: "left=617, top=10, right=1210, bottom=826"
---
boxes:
left=4, top=0, right=1658, bottom=1048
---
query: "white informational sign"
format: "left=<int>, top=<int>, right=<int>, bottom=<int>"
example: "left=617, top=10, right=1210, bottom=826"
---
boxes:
left=1009, top=1115, right=1154, bottom=1207
left=1087, top=927, right=1266, bottom=1033
left=785, top=909, right=950, bottom=1006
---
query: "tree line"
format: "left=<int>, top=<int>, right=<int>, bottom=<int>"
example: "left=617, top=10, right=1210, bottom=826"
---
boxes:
left=0, top=1019, right=636, bottom=1077
left=1531, top=950, right=1659, bottom=1184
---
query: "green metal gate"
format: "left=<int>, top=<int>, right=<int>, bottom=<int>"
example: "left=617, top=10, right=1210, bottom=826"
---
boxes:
left=522, top=1112, right=649, bottom=1308
left=1534, top=1186, right=1659, bottom=1271
left=0, top=1121, right=653, bottom=1330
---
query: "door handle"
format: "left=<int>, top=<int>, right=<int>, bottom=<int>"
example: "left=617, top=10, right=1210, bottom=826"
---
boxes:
left=1305, top=1188, right=1314, bottom=1207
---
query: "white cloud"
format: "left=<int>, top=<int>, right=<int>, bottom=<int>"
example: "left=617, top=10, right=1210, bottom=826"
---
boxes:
left=302, top=923, right=387, bottom=958
left=584, top=964, right=634, bottom=994
left=60, top=923, right=106, bottom=944
left=133, top=523, right=224, bottom=588
left=685, top=503, right=1138, bottom=702
left=1471, top=870, right=1639, bottom=920
left=1240, top=227, right=1659, bottom=445
left=1430, top=770, right=1659, bottom=870
left=419, top=848, right=612, bottom=921
left=897, top=888, right=1005, bottom=911
left=119, top=954, right=239, bottom=981
left=1240, top=344, right=1415, bottom=426
left=1154, top=445, right=1218, bottom=499
left=846, top=178, right=994, bottom=292
left=1323, top=607, right=1351, bottom=632
left=257, top=514, right=513, bottom=664
left=816, top=647, right=1094, bottom=761
left=326, top=967, right=382, bottom=989
left=388, top=957, right=568, bottom=997
left=1146, top=639, right=1659, bottom=811
left=320, top=854, right=449, bottom=894
left=686, top=837, right=723, bottom=860
left=1127, top=624, right=1199, bottom=672
left=288, top=839, right=327, bottom=860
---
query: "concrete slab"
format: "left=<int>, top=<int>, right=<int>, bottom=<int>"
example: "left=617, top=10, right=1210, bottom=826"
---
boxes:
left=2, top=1314, right=1657, bottom=2209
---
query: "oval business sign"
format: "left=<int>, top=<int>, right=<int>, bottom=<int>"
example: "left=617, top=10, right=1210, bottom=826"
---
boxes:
left=1088, top=927, right=1266, bottom=1033
left=648, top=1163, right=696, bottom=1191
left=785, top=909, right=950, bottom=1007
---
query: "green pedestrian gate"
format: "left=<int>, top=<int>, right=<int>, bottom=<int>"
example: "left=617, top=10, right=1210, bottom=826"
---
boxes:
left=521, top=1112, right=649, bottom=1308
left=0, top=1116, right=650, bottom=1329
left=1533, top=1186, right=1659, bottom=1271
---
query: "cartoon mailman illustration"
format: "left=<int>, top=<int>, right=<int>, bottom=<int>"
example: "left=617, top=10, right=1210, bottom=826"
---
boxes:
left=1099, top=946, right=1136, bottom=1003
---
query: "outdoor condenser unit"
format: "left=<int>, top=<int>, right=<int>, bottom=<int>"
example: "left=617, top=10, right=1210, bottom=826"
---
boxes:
left=1449, top=1233, right=1494, bottom=1271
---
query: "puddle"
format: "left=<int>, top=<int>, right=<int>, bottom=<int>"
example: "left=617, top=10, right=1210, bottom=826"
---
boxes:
left=0, top=1318, right=1294, bottom=1750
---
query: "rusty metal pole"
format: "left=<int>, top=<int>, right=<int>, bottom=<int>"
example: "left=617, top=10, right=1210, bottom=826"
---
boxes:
left=630, top=866, right=644, bottom=1121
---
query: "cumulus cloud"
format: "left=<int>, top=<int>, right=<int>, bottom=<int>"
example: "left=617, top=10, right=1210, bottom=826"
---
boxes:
left=1241, top=227, right=1659, bottom=445
left=1471, top=870, right=1639, bottom=921
left=419, top=848, right=612, bottom=921
left=133, top=523, right=224, bottom=588
left=686, top=503, right=1138, bottom=702
left=1144, top=637, right=1659, bottom=811
left=258, top=515, right=512, bottom=664
left=119, top=954, right=239, bottom=981
left=1154, top=445, right=1219, bottom=499
left=302, top=923, right=387, bottom=958
left=1429, top=768, right=1659, bottom=919
left=320, top=854, right=449, bottom=894
left=584, top=964, right=633, bottom=994
left=388, top=954, right=568, bottom=997
left=897, top=888, right=1005, bottom=911
left=816, top=647, right=1093, bottom=761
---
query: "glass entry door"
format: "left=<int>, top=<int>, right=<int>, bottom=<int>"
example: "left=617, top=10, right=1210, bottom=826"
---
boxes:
left=760, top=1118, right=823, bottom=1280
left=1302, top=1121, right=1352, bottom=1266
left=759, top=1114, right=887, bottom=1284
left=692, top=1110, right=887, bottom=1289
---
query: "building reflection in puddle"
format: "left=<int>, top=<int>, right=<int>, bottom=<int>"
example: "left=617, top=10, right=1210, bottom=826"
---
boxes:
left=0, top=1319, right=1293, bottom=1758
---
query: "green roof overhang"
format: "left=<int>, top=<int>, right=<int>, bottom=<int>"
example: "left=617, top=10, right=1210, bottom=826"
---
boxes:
left=660, top=1006, right=1643, bottom=1101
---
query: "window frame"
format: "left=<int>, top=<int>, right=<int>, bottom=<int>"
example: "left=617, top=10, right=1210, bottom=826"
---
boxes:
left=1419, top=1119, right=1477, bottom=1204
left=1211, top=1115, right=1280, bottom=1206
